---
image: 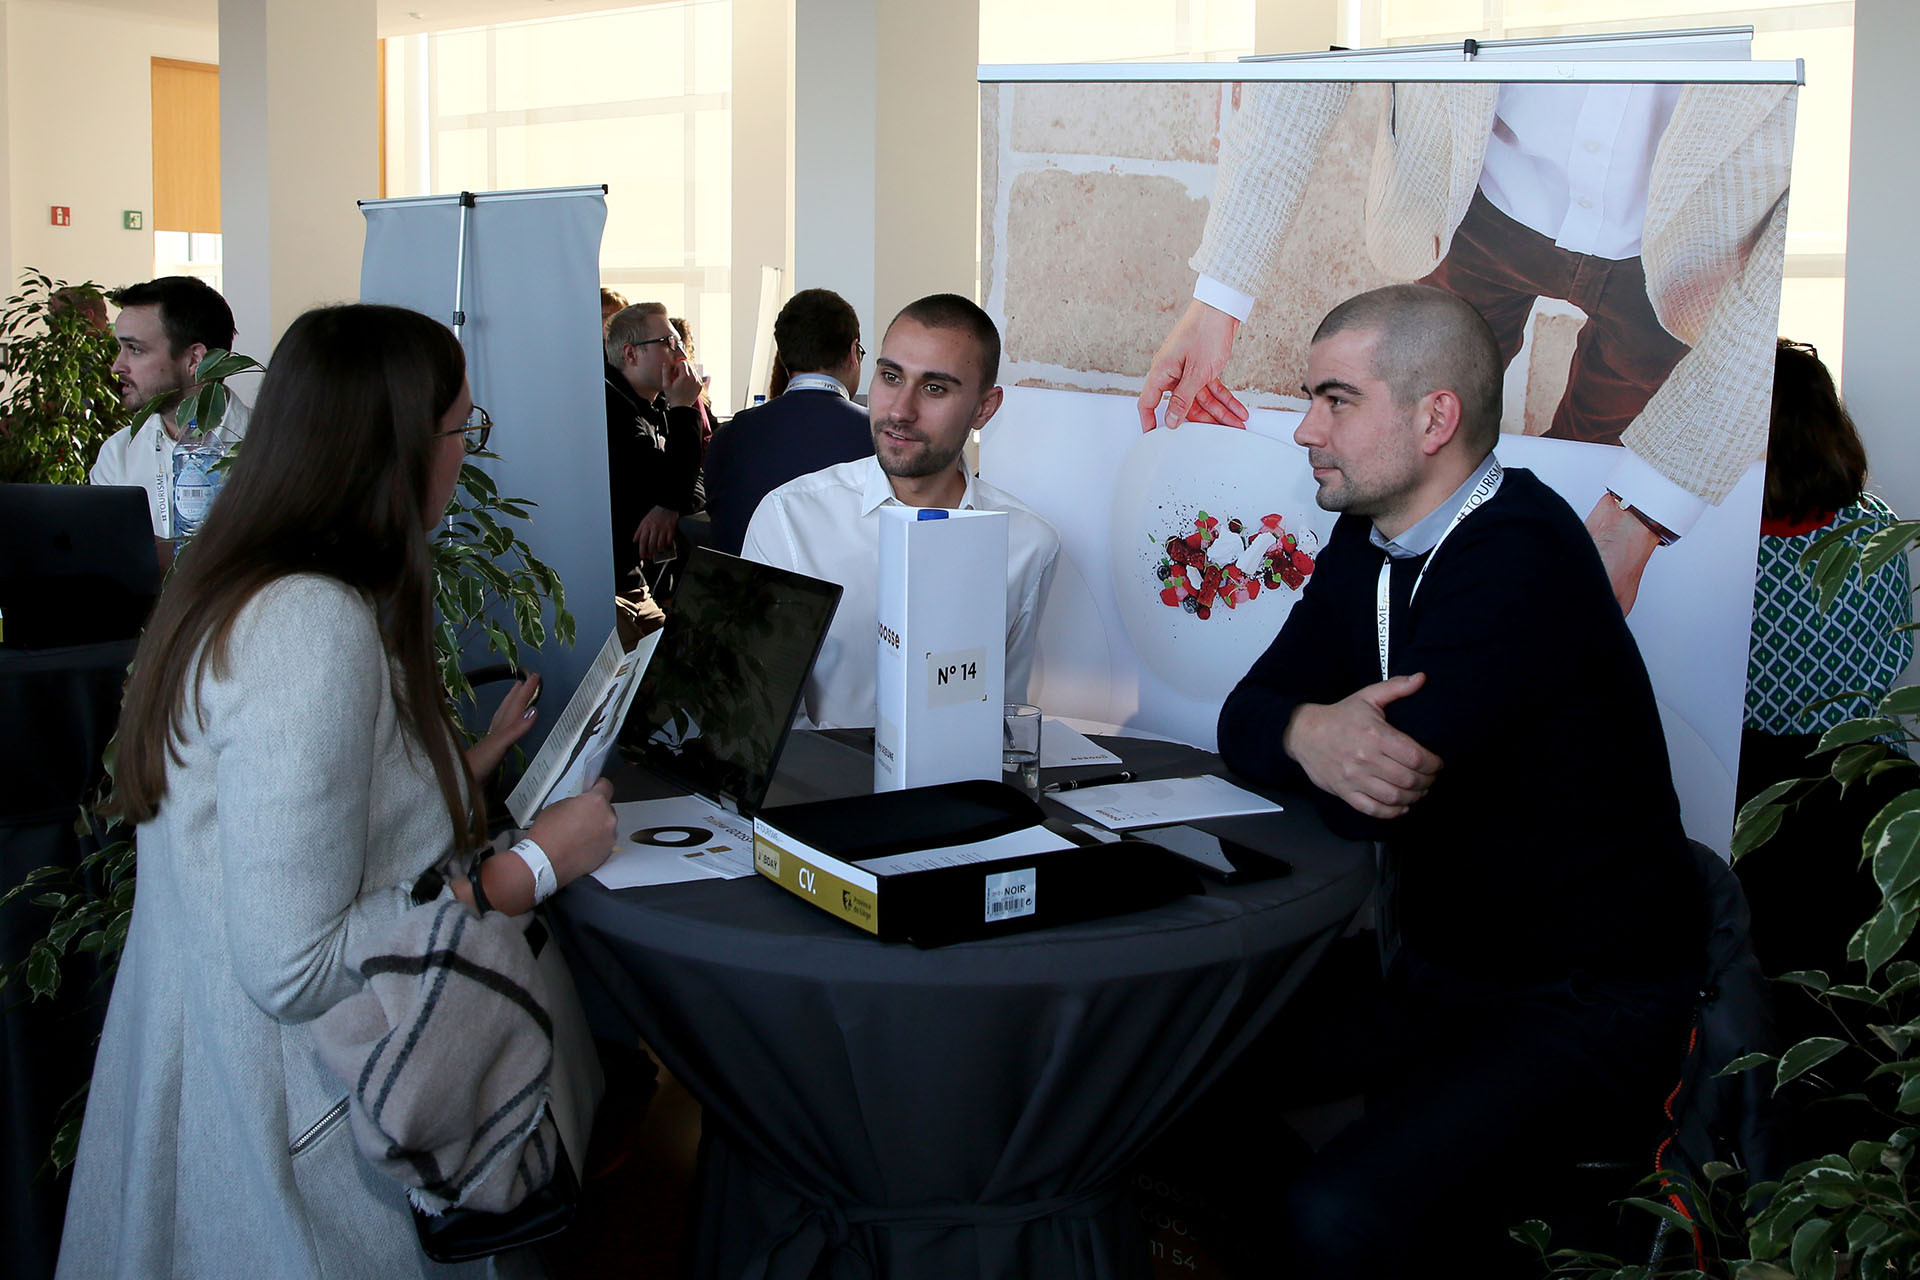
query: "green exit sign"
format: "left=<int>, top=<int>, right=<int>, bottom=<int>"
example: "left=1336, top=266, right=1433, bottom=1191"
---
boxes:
left=123, top=210, right=143, bottom=230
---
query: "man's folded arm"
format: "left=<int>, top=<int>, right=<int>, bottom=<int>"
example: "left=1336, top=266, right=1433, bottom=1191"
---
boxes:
left=1216, top=567, right=1348, bottom=791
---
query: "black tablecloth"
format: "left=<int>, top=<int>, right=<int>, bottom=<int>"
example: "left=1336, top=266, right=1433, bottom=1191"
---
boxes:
left=553, top=732, right=1370, bottom=1280
left=1, top=639, right=135, bottom=1280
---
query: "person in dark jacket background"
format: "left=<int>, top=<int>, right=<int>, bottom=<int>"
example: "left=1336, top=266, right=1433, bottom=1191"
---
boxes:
left=704, top=288, right=873, bottom=556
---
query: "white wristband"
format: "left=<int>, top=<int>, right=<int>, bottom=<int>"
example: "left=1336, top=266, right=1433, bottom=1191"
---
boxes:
left=511, top=838, right=558, bottom=904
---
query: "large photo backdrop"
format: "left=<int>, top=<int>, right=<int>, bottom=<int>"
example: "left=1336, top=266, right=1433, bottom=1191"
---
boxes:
left=978, top=60, right=1799, bottom=851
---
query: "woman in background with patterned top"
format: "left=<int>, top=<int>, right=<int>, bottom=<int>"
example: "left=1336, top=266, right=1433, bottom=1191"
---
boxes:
left=1742, top=338, right=1911, bottom=793
left=1739, top=338, right=1912, bottom=1157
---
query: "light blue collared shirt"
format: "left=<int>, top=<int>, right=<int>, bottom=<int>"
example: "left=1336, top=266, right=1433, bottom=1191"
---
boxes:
left=1368, top=454, right=1501, bottom=561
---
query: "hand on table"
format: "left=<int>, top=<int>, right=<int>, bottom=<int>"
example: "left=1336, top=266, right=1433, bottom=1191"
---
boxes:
left=633, top=505, right=681, bottom=560
left=1136, top=299, right=1249, bottom=432
left=1281, top=674, right=1442, bottom=820
left=465, top=671, right=541, bottom=782
left=1584, top=495, right=1660, bottom=617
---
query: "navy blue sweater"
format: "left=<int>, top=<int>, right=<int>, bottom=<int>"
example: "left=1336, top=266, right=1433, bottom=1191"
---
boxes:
left=1218, top=467, right=1699, bottom=980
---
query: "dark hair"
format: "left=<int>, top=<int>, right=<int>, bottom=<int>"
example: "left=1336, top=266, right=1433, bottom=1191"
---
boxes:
left=669, top=316, right=693, bottom=353
left=108, top=276, right=237, bottom=358
left=889, top=293, right=1000, bottom=388
left=110, top=304, right=479, bottom=850
left=1766, top=338, right=1867, bottom=523
left=1312, top=284, right=1503, bottom=454
left=774, top=289, right=860, bottom=376
left=768, top=352, right=791, bottom=399
left=599, top=287, right=628, bottom=312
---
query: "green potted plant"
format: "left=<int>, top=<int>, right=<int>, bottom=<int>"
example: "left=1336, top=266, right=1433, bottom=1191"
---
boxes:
left=1519, top=515, right=1920, bottom=1279
left=0, top=271, right=123, bottom=485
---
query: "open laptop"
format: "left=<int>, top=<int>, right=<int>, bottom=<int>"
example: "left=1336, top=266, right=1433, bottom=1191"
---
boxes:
left=618, top=547, right=841, bottom=818
left=0, top=484, right=161, bottom=649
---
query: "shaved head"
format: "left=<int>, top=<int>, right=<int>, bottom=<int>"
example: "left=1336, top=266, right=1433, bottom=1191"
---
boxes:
left=1312, top=284, right=1503, bottom=455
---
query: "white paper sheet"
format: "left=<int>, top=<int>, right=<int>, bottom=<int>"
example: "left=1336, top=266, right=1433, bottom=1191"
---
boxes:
left=590, top=795, right=757, bottom=889
left=857, top=825, right=1076, bottom=876
left=1049, top=774, right=1281, bottom=830
left=1039, top=718, right=1122, bottom=768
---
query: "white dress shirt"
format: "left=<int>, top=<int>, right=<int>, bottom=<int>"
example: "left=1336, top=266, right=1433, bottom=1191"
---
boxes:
left=741, top=456, right=1061, bottom=731
left=1479, top=83, right=1681, bottom=261
left=89, top=397, right=252, bottom=537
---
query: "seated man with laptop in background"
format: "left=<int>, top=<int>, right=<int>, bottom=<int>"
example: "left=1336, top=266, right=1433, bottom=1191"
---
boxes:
left=1196, top=284, right=1704, bottom=1278
left=741, top=293, right=1060, bottom=730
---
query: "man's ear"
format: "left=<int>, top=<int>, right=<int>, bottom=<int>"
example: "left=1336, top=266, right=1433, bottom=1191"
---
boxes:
left=973, top=385, right=1005, bottom=433
left=181, top=341, right=210, bottom=381
left=1418, top=388, right=1464, bottom=456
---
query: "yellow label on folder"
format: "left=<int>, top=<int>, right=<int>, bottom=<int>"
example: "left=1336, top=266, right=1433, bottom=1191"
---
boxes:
left=753, top=832, right=881, bottom=934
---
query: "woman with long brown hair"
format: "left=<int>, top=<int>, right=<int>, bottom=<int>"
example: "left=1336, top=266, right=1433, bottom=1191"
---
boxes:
left=59, top=304, right=614, bottom=1277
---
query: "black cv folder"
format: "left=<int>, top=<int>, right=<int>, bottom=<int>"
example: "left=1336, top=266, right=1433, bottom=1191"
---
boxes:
left=751, top=779, right=1199, bottom=947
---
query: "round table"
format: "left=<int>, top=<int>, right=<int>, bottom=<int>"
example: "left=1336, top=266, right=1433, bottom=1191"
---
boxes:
left=552, top=734, right=1370, bottom=1280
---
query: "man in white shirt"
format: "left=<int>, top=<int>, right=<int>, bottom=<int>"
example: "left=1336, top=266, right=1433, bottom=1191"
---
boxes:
left=1135, top=81, right=1794, bottom=615
left=89, top=276, right=250, bottom=540
left=742, top=294, right=1061, bottom=730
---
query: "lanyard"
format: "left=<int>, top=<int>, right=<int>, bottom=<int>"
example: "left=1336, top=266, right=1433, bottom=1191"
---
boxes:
left=1374, top=459, right=1504, bottom=681
left=152, top=420, right=173, bottom=538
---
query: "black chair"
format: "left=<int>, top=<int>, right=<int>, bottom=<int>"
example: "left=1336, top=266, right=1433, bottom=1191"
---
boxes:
left=1553, top=839, right=1785, bottom=1267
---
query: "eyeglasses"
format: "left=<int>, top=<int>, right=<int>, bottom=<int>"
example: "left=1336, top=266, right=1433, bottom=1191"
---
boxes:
left=856, top=341, right=867, bottom=361
left=439, top=404, right=492, bottom=455
left=630, top=334, right=685, bottom=356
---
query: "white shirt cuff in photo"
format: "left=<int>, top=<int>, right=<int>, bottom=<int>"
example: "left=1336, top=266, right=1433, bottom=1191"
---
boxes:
left=1606, top=450, right=1708, bottom=541
left=1193, top=276, right=1256, bottom=324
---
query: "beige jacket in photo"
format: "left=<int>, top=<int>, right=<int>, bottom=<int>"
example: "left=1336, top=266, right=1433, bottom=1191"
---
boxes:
left=1193, top=81, right=1798, bottom=508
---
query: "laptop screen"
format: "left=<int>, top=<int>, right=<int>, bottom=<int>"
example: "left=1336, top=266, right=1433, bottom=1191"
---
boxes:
left=0, top=484, right=161, bottom=649
left=619, top=547, right=841, bottom=817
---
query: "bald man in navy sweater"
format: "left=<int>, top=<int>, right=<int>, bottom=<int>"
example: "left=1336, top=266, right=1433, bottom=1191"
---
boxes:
left=1212, top=284, right=1703, bottom=1278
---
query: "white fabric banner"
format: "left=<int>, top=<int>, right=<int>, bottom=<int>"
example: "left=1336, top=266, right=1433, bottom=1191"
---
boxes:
left=361, top=188, right=614, bottom=751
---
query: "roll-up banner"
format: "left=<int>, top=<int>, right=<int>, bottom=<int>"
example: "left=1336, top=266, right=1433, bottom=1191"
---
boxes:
left=361, top=186, right=614, bottom=752
left=977, top=33, right=1800, bottom=850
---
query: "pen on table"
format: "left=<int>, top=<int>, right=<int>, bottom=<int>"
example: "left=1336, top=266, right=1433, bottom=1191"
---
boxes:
left=1044, top=771, right=1135, bottom=793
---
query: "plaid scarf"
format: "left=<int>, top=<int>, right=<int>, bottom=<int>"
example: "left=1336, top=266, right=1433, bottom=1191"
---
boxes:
left=313, top=897, right=559, bottom=1215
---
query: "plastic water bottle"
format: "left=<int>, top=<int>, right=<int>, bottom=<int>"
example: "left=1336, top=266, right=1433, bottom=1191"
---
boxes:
left=169, top=431, right=229, bottom=552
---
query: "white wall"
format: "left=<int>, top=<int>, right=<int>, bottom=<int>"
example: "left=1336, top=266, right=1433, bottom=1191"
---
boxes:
left=218, top=0, right=377, bottom=355
left=0, top=3, right=14, bottom=297
left=1844, top=0, right=1920, bottom=521
left=730, top=0, right=793, bottom=406
left=793, top=0, right=876, bottom=371
left=3, top=0, right=218, bottom=297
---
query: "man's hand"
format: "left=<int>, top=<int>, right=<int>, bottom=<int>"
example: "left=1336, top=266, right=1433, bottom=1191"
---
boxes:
left=1281, top=674, right=1442, bottom=819
left=1584, top=496, right=1660, bottom=616
left=665, top=357, right=703, bottom=409
left=1136, top=299, right=1250, bottom=432
left=465, top=671, right=541, bottom=782
left=633, top=505, right=681, bottom=560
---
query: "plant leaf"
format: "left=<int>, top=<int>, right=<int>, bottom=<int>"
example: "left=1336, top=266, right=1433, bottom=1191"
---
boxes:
left=1776, top=970, right=1831, bottom=992
left=1717, top=1051, right=1775, bottom=1077
left=1818, top=717, right=1899, bottom=753
left=1789, top=1216, right=1837, bottom=1280
left=1860, top=900, right=1919, bottom=977
left=1775, top=1037, right=1847, bottom=1091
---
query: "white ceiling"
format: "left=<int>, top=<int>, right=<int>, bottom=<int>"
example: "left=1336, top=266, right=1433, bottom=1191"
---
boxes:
left=35, top=0, right=652, bottom=39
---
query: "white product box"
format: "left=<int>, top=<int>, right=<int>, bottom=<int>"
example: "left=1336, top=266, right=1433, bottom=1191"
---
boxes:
left=873, top=506, right=1009, bottom=791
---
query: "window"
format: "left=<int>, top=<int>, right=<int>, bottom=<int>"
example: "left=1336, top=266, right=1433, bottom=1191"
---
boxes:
left=383, top=2, right=734, bottom=406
